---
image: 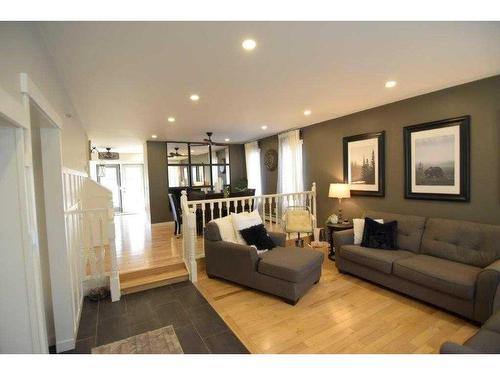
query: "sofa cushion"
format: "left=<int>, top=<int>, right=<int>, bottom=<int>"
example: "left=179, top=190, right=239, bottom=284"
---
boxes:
left=339, top=245, right=414, bottom=274
left=258, top=247, right=323, bottom=283
left=205, top=221, right=223, bottom=241
left=421, top=218, right=500, bottom=268
left=364, top=210, right=426, bottom=253
left=393, top=255, right=481, bottom=300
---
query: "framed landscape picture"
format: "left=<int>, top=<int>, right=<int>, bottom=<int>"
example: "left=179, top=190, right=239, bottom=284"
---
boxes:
left=404, top=116, right=470, bottom=201
left=343, top=131, right=385, bottom=196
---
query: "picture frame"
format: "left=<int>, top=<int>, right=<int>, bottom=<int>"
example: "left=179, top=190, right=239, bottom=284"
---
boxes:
left=404, top=116, right=470, bottom=201
left=343, top=131, right=385, bottom=197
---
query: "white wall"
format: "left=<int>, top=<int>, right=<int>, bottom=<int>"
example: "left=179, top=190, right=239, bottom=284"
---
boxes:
left=0, top=22, right=89, bottom=173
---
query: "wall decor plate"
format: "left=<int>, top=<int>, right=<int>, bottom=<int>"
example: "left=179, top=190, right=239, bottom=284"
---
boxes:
left=404, top=116, right=470, bottom=201
left=264, top=149, right=278, bottom=171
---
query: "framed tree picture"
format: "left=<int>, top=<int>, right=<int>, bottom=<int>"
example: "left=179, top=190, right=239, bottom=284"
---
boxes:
left=343, top=131, right=385, bottom=197
left=404, top=116, right=470, bottom=201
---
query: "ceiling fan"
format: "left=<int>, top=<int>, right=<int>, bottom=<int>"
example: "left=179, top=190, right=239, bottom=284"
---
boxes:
left=202, top=132, right=226, bottom=146
left=168, top=147, right=186, bottom=158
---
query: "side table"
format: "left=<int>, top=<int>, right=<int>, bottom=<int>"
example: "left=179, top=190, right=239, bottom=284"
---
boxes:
left=326, top=222, right=354, bottom=261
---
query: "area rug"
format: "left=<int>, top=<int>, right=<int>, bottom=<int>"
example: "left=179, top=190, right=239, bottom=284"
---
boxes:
left=91, top=325, right=184, bottom=354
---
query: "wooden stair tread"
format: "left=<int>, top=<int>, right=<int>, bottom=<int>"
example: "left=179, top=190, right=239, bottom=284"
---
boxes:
left=119, top=259, right=185, bottom=281
left=120, top=266, right=189, bottom=295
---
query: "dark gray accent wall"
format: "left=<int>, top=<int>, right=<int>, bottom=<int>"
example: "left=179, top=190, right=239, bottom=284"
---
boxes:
left=146, top=141, right=171, bottom=223
left=301, top=75, right=500, bottom=226
left=229, top=144, right=247, bottom=192
left=259, top=135, right=279, bottom=194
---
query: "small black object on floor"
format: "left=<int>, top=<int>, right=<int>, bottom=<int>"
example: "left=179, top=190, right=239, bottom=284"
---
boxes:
left=52, top=281, right=249, bottom=354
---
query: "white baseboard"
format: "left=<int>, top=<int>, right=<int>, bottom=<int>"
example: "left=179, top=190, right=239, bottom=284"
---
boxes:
left=56, top=337, right=75, bottom=353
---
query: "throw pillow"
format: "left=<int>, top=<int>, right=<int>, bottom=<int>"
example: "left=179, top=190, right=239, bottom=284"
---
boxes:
left=353, top=218, right=384, bottom=245
left=239, top=224, right=276, bottom=251
left=231, top=210, right=263, bottom=245
left=212, top=215, right=237, bottom=243
left=361, top=217, right=398, bottom=250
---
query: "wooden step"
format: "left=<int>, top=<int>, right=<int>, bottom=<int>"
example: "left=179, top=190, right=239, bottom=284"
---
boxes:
left=119, top=262, right=189, bottom=295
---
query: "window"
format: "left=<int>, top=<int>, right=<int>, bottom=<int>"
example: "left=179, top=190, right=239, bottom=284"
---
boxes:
left=166, top=141, right=230, bottom=192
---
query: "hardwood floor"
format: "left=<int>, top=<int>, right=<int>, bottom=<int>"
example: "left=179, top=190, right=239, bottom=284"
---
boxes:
left=112, top=213, right=478, bottom=353
left=113, top=213, right=203, bottom=273
left=195, top=247, right=478, bottom=354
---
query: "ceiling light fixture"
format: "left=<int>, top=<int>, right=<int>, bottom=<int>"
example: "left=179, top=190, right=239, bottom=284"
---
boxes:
left=242, top=39, right=257, bottom=51
left=167, top=117, right=175, bottom=122
left=190, top=94, right=200, bottom=101
left=261, top=125, right=268, bottom=130
left=385, top=80, right=397, bottom=88
left=225, top=138, right=230, bottom=142
left=304, top=109, right=312, bottom=116
left=151, top=134, right=158, bottom=139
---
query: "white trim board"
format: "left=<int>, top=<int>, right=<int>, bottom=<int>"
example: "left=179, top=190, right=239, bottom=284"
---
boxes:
left=20, top=73, right=63, bottom=130
left=0, top=84, right=29, bottom=129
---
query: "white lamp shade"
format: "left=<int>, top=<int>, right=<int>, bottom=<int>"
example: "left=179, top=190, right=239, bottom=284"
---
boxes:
left=329, top=183, right=351, bottom=199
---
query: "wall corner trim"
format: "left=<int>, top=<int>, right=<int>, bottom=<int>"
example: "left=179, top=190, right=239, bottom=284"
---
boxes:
left=20, top=73, right=64, bottom=130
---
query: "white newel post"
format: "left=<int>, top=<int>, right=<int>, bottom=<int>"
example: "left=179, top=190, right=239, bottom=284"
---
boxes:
left=181, top=191, right=198, bottom=282
left=311, top=182, right=317, bottom=229
left=108, top=207, right=121, bottom=302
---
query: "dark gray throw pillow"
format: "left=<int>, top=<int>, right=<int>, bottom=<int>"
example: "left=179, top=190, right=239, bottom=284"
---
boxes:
left=361, top=217, right=398, bottom=250
left=239, top=224, right=276, bottom=250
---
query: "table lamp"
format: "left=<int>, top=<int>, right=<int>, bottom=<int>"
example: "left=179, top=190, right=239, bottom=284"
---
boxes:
left=328, top=183, right=351, bottom=223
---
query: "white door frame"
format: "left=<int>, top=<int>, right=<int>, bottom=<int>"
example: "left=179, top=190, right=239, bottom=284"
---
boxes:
left=0, top=83, right=48, bottom=353
left=20, top=73, right=80, bottom=353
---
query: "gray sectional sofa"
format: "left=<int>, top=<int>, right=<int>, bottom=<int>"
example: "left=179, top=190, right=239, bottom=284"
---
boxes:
left=335, top=210, right=500, bottom=323
left=204, top=221, right=324, bottom=304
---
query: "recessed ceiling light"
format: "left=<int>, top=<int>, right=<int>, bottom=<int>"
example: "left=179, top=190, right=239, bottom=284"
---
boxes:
left=151, top=134, right=158, bottom=139
left=385, top=80, right=397, bottom=88
left=261, top=125, right=268, bottom=130
left=225, top=138, right=230, bottom=142
left=167, top=117, right=175, bottom=122
left=242, top=39, right=257, bottom=51
left=190, top=94, right=200, bottom=101
left=304, top=109, right=312, bottom=116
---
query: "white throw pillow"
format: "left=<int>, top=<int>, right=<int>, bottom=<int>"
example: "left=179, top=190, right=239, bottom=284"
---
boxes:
left=212, top=215, right=237, bottom=243
left=353, top=218, right=384, bottom=245
left=231, top=210, right=263, bottom=245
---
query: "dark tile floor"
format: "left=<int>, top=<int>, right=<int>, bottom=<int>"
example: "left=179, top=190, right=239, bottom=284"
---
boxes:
left=59, top=281, right=249, bottom=354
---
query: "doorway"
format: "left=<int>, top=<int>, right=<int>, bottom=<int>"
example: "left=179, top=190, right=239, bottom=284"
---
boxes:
left=97, top=164, right=145, bottom=214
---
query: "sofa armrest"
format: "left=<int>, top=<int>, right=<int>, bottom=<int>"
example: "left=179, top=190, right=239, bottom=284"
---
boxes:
left=269, top=231, right=286, bottom=247
left=204, top=239, right=260, bottom=283
left=333, top=229, right=354, bottom=249
left=475, top=259, right=500, bottom=323
left=440, top=342, right=479, bottom=354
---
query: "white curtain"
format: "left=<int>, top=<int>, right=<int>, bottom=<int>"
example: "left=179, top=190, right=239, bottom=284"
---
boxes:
left=277, top=130, right=304, bottom=194
left=244, top=141, right=262, bottom=196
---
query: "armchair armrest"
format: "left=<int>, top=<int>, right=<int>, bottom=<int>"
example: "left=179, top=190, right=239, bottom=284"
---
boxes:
left=440, top=342, right=479, bottom=354
left=333, top=229, right=354, bottom=249
left=269, top=231, right=286, bottom=247
left=475, top=259, right=500, bottom=323
left=204, top=239, right=260, bottom=284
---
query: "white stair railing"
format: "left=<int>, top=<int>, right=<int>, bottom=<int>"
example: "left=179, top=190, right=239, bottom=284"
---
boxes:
left=63, top=170, right=120, bottom=304
left=180, top=182, right=317, bottom=282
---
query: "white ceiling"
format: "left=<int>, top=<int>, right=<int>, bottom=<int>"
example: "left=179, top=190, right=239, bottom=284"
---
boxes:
left=39, top=22, right=500, bottom=153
